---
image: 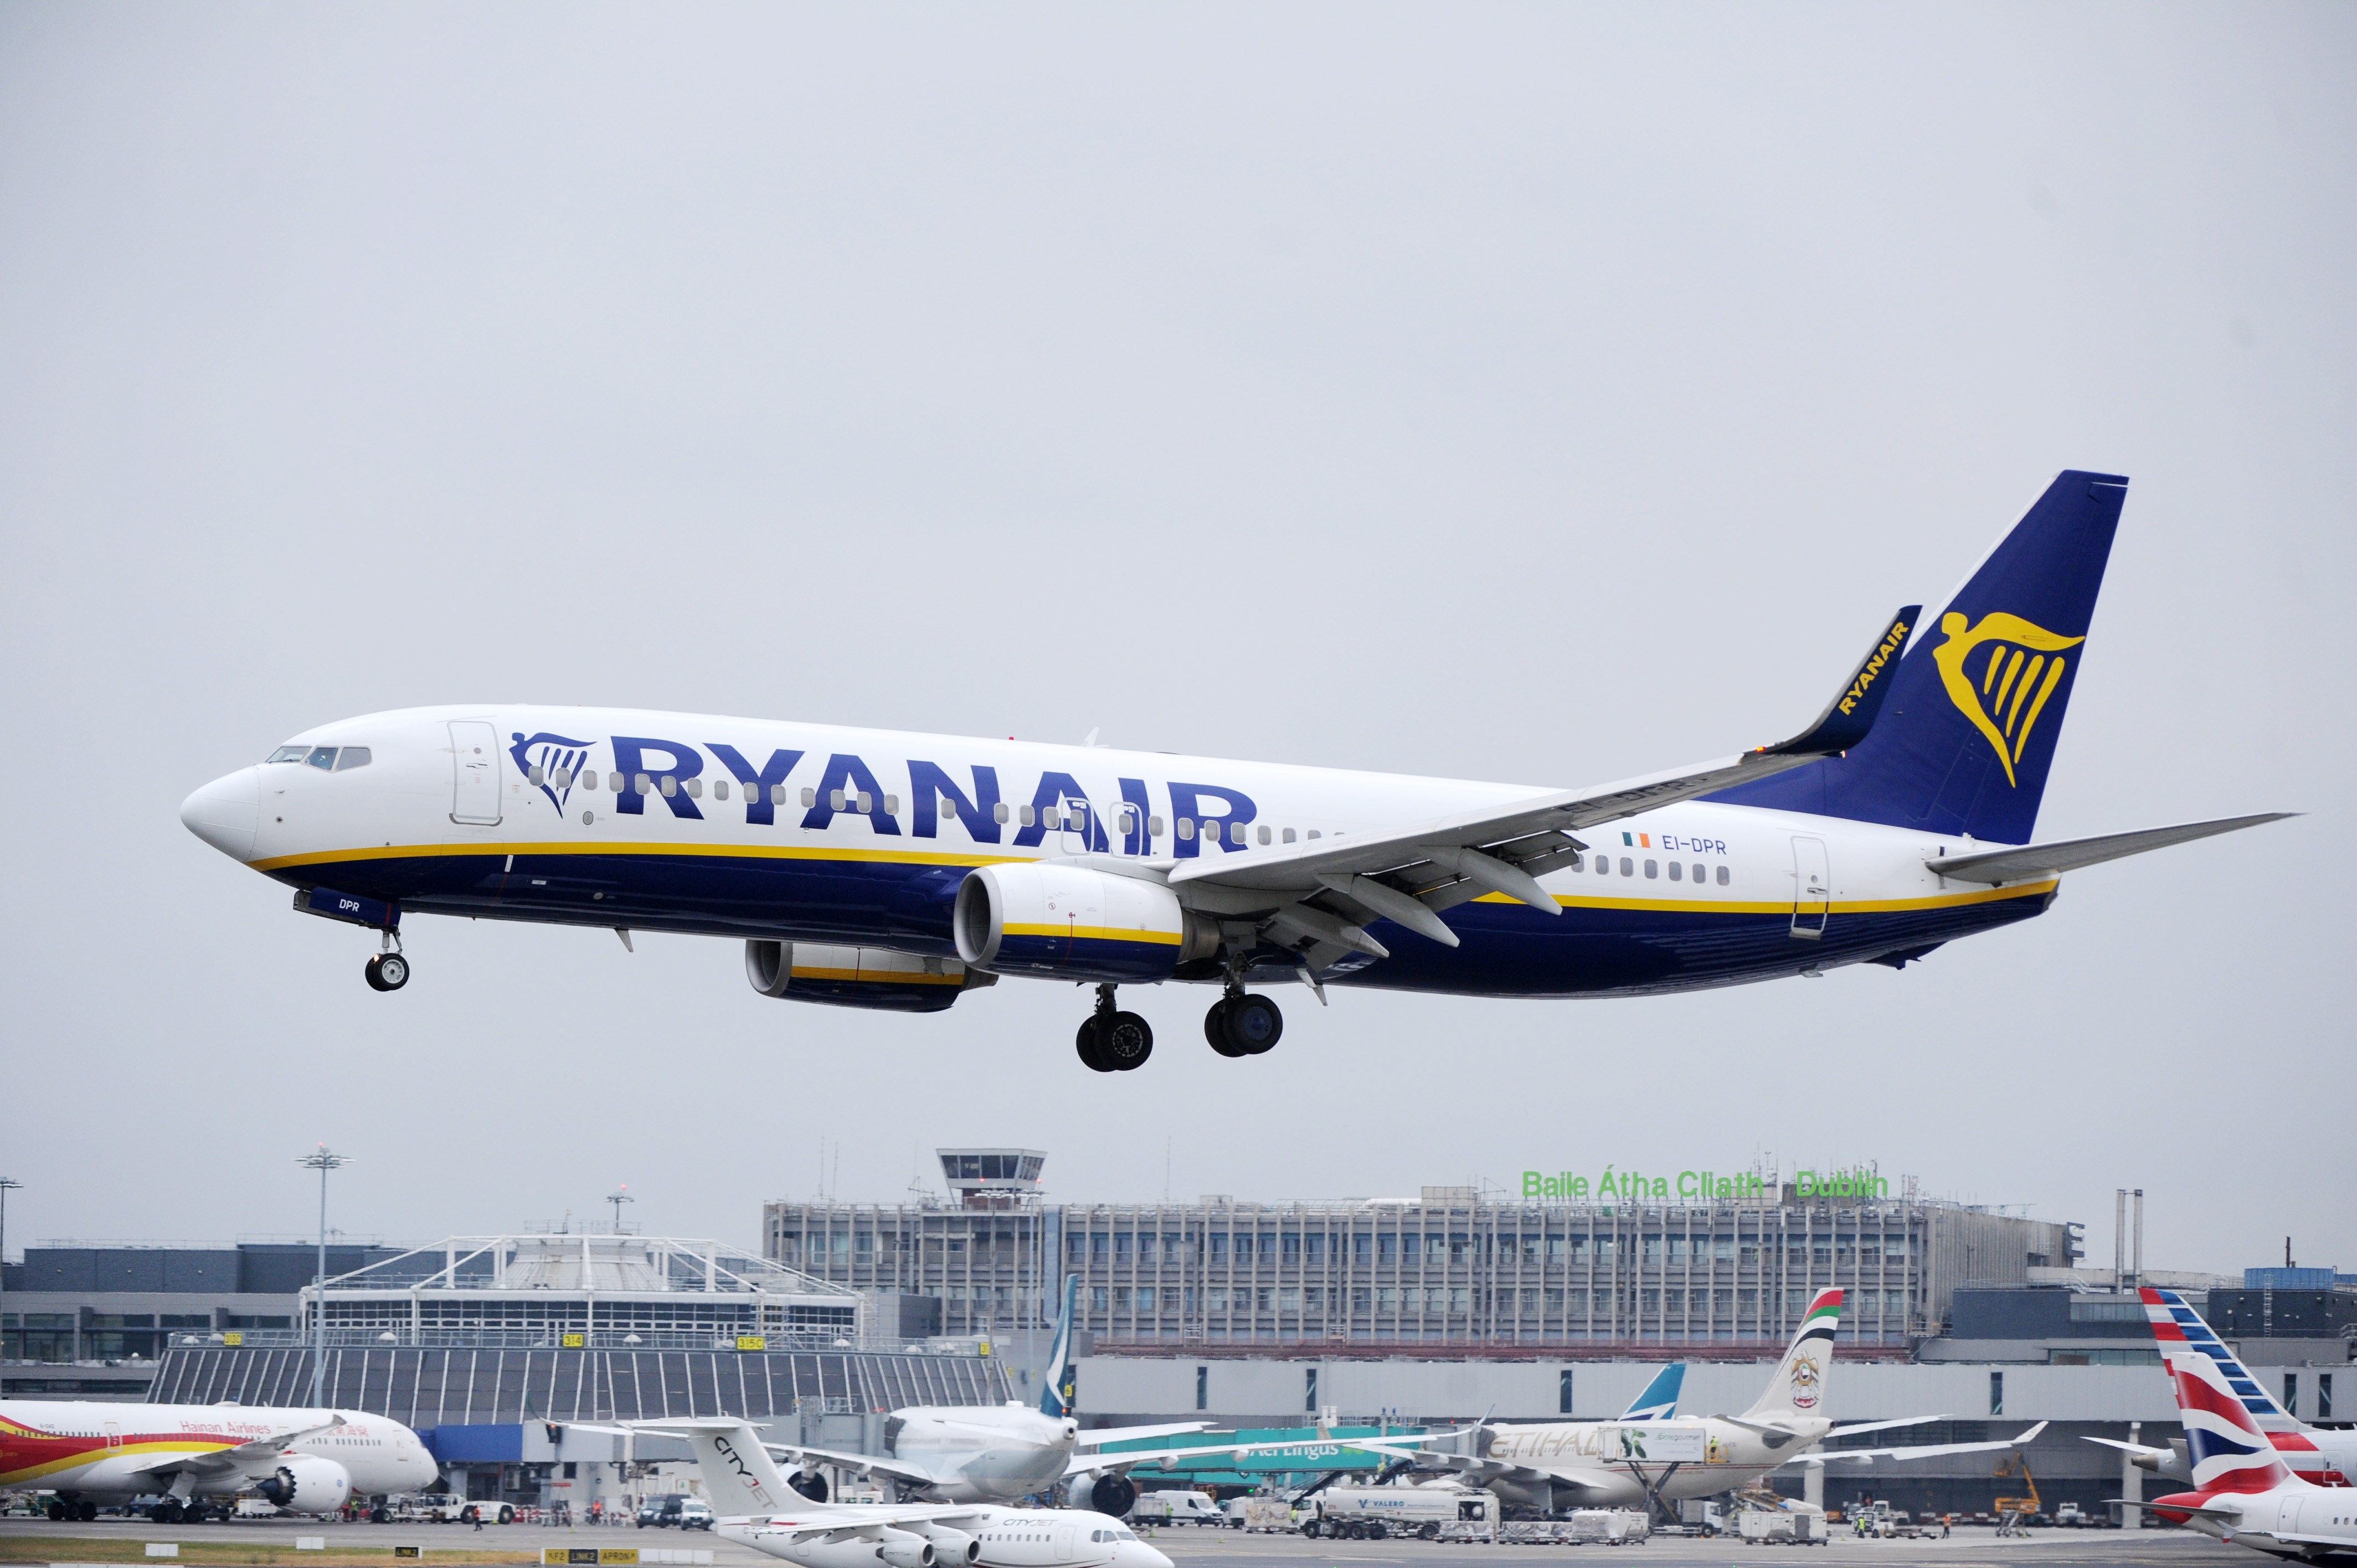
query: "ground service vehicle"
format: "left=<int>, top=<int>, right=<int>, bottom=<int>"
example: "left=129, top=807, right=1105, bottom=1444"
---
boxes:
left=1303, top=1483, right=1495, bottom=1540
left=1129, top=1492, right=1223, bottom=1526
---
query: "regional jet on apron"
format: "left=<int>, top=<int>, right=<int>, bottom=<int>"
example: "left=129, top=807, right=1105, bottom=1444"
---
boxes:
left=181, top=471, right=2289, bottom=1069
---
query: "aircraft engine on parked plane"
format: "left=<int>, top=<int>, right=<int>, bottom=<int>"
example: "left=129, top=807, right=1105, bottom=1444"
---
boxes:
left=1064, top=1470, right=1138, bottom=1518
left=256, top=1456, right=353, bottom=1514
left=744, top=941, right=995, bottom=1014
left=954, top=864, right=1218, bottom=982
left=905, top=1523, right=980, bottom=1564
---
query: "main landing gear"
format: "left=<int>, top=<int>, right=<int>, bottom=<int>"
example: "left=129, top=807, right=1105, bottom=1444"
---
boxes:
left=1205, top=987, right=1282, bottom=1058
left=363, top=932, right=410, bottom=992
left=1076, top=984, right=1153, bottom=1072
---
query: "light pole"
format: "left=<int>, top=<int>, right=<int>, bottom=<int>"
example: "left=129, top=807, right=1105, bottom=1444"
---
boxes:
left=0, top=1177, right=19, bottom=1397
left=607, top=1186, right=634, bottom=1234
left=297, top=1147, right=348, bottom=1411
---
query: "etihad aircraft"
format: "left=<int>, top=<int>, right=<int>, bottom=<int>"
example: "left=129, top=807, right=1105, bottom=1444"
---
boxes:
left=1362, top=1288, right=2044, bottom=1514
left=577, top=1415, right=1172, bottom=1568
left=755, top=1277, right=1355, bottom=1514
left=2087, top=1288, right=2355, bottom=1488
left=0, top=1400, right=436, bottom=1521
left=2122, top=1353, right=2357, bottom=1560
left=179, top=471, right=2288, bottom=1069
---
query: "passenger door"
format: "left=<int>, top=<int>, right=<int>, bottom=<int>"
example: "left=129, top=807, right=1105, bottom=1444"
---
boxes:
left=1789, top=836, right=1830, bottom=939
left=449, top=720, right=502, bottom=826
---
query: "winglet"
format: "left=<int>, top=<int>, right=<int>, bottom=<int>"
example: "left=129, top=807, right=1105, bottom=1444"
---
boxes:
left=1757, top=607, right=1921, bottom=757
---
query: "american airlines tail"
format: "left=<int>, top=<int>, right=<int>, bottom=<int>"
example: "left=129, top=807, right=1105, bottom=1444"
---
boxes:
left=1712, top=471, right=2127, bottom=844
left=1745, top=1288, right=1844, bottom=1420
left=1038, top=1273, right=1079, bottom=1420
left=2143, top=1288, right=2304, bottom=1433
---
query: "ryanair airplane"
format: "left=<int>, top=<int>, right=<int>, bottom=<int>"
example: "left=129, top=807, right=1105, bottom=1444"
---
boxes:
left=181, top=472, right=2287, bottom=1069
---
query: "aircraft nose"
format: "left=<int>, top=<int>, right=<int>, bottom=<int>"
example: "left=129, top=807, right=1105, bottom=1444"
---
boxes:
left=1120, top=1542, right=1172, bottom=1568
left=179, top=767, right=260, bottom=861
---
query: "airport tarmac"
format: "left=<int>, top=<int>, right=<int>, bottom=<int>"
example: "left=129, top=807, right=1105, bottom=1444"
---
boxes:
left=0, top=1518, right=2248, bottom=1568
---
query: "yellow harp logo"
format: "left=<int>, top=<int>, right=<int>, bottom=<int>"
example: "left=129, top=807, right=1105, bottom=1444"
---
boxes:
left=1931, top=611, right=2085, bottom=786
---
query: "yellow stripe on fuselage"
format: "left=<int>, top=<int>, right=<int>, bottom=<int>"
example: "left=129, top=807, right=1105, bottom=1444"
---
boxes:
left=1, top=1439, right=236, bottom=1486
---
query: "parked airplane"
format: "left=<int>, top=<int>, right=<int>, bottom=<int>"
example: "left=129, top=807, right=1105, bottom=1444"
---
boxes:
left=1362, top=1288, right=2044, bottom=1514
left=179, top=471, right=2289, bottom=1068
left=758, top=1277, right=1343, bottom=1514
left=2087, top=1287, right=2355, bottom=1488
left=577, top=1416, right=1172, bottom=1568
left=2122, top=1352, right=2357, bottom=1560
left=0, top=1400, right=437, bottom=1521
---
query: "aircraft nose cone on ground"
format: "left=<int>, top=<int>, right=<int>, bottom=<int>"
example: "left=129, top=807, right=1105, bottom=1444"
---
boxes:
left=1116, top=1540, right=1173, bottom=1568
left=180, top=767, right=260, bottom=861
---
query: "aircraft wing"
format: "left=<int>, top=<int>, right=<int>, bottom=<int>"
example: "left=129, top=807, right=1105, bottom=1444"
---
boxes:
left=1928, top=814, right=2293, bottom=885
left=2083, top=1436, right=2173, bottom=1462
left=733, top=1502, right=1000, bottom=1543
left=1346, top=1440, right=1616, bottom=1496
left=124, top=1416, right=347, bottom=1479
left=1795, top=1422, right=2048, bottom=1468
left=756, top=1442, right=951, bottom=1491
left=1066, top=1432, right=1402, bottom=1478
left=1164, top=608, right=1918, bottom=955
left=1825, top=1416, right=1946, bottom=1440
left=1072, top=1421, right=1214, bottom=1448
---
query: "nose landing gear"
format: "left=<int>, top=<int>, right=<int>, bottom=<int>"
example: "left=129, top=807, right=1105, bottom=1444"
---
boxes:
left=363, top=932, right=410, bottom=992
left=1076, top=984, right=1152, bottom=1072
left=1205, top=988, right=1282, bottom=1057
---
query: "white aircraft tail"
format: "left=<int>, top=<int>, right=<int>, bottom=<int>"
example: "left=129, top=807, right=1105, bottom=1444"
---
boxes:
left=1744, top=1288, right=1843, bottom=1420
left=570, top=1418, right=798, bottom=1516
left=1038, top=1273, right=1079, bottom=1419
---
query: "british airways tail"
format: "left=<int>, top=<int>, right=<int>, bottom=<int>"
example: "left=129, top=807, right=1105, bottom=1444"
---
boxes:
left=1039, top=1273, right=1079, bottom=1419
left=1713, top=471, right=2127, bottom=844
left=1620, top=1363, right=1685, bottom=1421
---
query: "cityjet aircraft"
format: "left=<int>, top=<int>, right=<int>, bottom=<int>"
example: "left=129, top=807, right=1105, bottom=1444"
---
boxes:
left=2123, top=1353, right=2357, bottom=1560
left=179, top=471, right=2288, bottom=1068
left=574, top=1416, right=1172, bottom=1568
left=760, top=1277, right=1367, bottom=1514
left=0, top=1400, right=436, bottom=1521
left=1360, top=1289, right=2045, bottom=1514
left=2088, top=1288, right=2355, bottom=1488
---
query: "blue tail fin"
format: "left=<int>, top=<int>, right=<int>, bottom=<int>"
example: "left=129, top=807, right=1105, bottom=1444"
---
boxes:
left=1038, top=1273, right=1079, bottom=1419
left=1711, top=471, right=2127, bottom=843
left=1620, top=1363, right=1685, bottom=1421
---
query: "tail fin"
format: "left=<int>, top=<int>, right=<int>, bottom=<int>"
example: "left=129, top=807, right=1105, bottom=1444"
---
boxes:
left=1621, top=1364, right=1686, bottom=1421
left=1746, top=1288, right=1842, bottom=1420
left=1038, top=1274, right=1079, bottom=1419
left=1711, top=471, right=2127, bottom=844
left=2168, top=1353, right=2294, bottom=1495
left=2143, top=1288, right=2304, bottom=1434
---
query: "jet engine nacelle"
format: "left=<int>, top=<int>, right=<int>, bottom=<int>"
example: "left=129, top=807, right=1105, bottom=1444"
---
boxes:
left=955, top=863, right=1217, bottom=982
left=906, top=1523, right=980, bottom=1564
left=1065, top=1469, right=1137, bottom=1518
left=745, top=940, right=995, bottom=1014
left=256, top=1456, right=353, bottom=1514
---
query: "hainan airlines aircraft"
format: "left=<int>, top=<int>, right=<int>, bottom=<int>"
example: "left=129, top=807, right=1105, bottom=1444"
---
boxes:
left=179, top=472, right=2288, bottom=1069
left=0, top=1400, right=436, bottom=1521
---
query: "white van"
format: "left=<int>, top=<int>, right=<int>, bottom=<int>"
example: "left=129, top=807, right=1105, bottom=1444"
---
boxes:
left=1131, top=1491, right=1224, bottom=1526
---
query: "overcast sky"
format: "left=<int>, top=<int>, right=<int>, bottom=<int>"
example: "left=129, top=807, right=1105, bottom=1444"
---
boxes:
left=2, top=5, right=2349, bottom=1280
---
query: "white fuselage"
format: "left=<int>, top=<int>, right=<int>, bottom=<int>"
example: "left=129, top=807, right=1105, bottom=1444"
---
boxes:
left=0, top=1400, right=436, bottom=1502
left=888, top=1405, right=1077, bottom=1503
left=727, top=1501, right=1169, bottom=1568
left=1458, top=1416, right=1834, bottom=1509
left=2168, top=1482, right=2357, bottom=1559
left=181, top=704, right=2050, bottom=999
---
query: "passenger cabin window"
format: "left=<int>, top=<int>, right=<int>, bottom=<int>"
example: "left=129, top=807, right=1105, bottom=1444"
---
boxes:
left=1716, top=865, right=1730, bottom=885
left=1644, top=859, right=1658, bottom=878
left=713, top=779, right=729, bottom=800
left=1691, top=862, right=1704, bottom=883
left=1177, top=818, right=1196, bottom=840
left=992, top=801, right=1010, bottom=823
left=1149, top=814, right=1164, bottom=836
left=803, top=787, right=818, bottom=807
left=683, top=777, right=702, bottom=799
left=1619, top=857, right=1633, bottom=876
left=1282, top=827, right=1295, bottom=843
left=829, top=790, right=847, bottom=811
left=1668, top=862, right=1682, bottom=881
left=1306, top=829, right=1321, bottom=839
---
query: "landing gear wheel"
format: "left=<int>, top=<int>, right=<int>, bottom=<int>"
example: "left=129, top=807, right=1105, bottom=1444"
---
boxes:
left=1076, top=1018, right=1118, bottom=1072
left=1098, top=1010, right=1152, bottom=1070
left=1208, top=992, right=1282, bottom=1055
left=364, top=953, right=410, bottom=991
left=77, top=1502, right=97, bottom=1522
left=45, top=1500, right=66, bottom=1524
left=1205, top=997, right=1249, bottom=1057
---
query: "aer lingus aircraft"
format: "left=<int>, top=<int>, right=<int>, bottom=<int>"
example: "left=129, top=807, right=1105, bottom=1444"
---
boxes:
left=180, top=471, right=2288, bottom=1069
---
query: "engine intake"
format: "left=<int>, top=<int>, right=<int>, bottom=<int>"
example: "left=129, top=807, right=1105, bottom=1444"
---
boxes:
left=744, top=941, right=994, bottom=1013
left=955, top=863, right=1216, bottom=982
left=256, top=1456, right=352, bottom=1514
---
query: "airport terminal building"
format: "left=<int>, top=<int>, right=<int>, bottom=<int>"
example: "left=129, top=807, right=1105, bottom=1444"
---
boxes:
left=764, top=1152, right=2075, bottom=1353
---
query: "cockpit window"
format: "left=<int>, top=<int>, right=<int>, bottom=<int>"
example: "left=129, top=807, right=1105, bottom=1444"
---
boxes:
left=266, top=744, right=372, bottom=770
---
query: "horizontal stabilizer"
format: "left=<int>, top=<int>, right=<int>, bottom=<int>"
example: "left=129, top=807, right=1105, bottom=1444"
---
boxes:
left=1929, top=813, right=2294, bottom=885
